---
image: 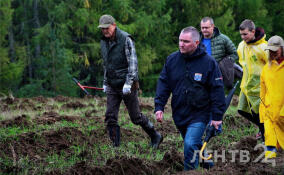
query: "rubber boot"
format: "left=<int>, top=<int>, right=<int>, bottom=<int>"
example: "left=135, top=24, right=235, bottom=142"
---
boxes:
left=265, top=146, right=277, bottom=159
left=107, top=125, right=120, bottom=147
left=265, top=151, right=276, bottom=159
left=141, top=120, right=163, bottom=149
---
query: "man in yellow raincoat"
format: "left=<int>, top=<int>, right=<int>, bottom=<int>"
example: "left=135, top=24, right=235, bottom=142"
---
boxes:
left=260, top=35, right=284, bottom=158
left=237, top=19, right=268, bottom=142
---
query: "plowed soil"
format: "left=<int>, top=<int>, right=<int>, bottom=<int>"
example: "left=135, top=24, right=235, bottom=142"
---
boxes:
left=0, top=95, right=283, bottom=175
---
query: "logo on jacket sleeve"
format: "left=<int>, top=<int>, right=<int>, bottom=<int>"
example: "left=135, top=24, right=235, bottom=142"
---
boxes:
left=215, top=76, right=223, bottom=81
left=194, top=73, right=202, bottom=81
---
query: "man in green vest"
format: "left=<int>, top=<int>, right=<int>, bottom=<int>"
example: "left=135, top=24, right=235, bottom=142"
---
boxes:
left=98, top=14, right=163, bottom=148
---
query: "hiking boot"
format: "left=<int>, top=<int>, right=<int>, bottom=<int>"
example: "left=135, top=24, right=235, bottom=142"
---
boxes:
left=265, top=146, right=277, bottom=159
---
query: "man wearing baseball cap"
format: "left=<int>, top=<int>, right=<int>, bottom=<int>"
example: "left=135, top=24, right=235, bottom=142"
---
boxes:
left=98, top=14, right=163, bottom=148
left=260, top=35, right=284, bottom=159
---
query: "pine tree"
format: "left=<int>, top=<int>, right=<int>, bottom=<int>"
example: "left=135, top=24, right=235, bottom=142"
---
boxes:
left=0, top=0, right=25, bottom=94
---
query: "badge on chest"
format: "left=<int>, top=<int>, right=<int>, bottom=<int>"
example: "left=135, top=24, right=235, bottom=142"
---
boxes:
left=194, top=73, right=202, bottom=81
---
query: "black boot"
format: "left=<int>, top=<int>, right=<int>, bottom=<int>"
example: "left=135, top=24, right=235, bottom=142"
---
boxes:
left=141, top=120, right=163, bottom=149
left=107, top=125, right=120, bottom=147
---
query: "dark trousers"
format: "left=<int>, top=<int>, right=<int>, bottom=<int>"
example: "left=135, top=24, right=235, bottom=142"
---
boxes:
left=238, top=110, right=265, bottom=141
left=105, top=85, right=148, bottom=127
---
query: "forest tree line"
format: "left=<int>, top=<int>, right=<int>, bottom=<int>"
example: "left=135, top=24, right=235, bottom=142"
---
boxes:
left=0, top=0, right=283, bottom=97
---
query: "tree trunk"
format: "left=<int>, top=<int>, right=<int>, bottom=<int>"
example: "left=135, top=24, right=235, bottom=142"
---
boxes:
left=52, top=40, right=56, bottom=95
left=22, top=0, right=33, bottom=80
left=33, top=0, right=41, bottom=59
left=8, top=26, right=15, bottom=62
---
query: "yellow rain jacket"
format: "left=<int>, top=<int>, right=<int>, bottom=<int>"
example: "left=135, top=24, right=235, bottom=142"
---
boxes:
left=237, top=36, right=268, bottom=113
left=260, top=60, right=284, bottom=148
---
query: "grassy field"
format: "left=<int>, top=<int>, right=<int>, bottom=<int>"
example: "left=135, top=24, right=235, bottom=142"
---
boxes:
left=0, top=95, right=283, bottom=175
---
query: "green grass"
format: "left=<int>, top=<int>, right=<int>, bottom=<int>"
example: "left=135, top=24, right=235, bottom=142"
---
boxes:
left=0, top=96, right=263, bottom=174
left=208, top=104, right=258, bottom=149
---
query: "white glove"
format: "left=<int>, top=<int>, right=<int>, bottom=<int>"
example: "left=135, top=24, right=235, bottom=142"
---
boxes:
left=122, top=84, right=131, bottom=95
left=103, top=85, right=107, bottom=93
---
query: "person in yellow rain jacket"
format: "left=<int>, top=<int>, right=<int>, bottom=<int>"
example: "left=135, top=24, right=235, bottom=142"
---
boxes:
left=260, top=35, right=284, bottom=159
left=237, top=19, right=268, bottom=142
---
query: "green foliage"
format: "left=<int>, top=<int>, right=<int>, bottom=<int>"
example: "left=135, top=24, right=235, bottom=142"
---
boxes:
left=0, top=0, right=25, bottom=93
left=234, top=0, right=272, bottom=40
left=0, top=0, right=283, bottom=97
left=140, top=74, right=160, bottom=96
left=15, top=80, right=50, bottom=97
left=0, top=58, right=25, bottom=92
left=0, top=0, right=13, bottom=43
left=215, top=8, right=239, bottom=45
left=265, top=0, right=284, bottom=38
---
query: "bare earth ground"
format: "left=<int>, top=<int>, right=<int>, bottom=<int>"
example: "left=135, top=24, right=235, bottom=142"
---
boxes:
left=0, top=95, right=283, bottom=175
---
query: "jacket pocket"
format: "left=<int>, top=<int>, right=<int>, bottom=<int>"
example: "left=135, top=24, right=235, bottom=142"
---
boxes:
left=115, top=68, right=128, bottom=79
left=187, top=81, right=210, bottom=109
left=172, top=91, right=185, bottom=111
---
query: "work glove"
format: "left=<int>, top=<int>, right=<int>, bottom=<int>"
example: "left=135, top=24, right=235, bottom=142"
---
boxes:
left=122, top=84, right=131, bottom=95
left=155, top=111, right=164, bottom=122
left=103, top=85, right=107, bottom=93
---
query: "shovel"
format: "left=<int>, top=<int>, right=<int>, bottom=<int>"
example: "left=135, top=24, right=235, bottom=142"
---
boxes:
left=200, top=80, right=240, bottom=160
left=200, top=124, right=222, bottom=160
left=73, top=78, right=103, bottom=95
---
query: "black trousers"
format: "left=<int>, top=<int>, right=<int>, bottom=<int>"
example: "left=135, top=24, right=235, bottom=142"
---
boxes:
left=105, top=85, right=148, bottom=127
left=238, top=110, right=265, bottom=142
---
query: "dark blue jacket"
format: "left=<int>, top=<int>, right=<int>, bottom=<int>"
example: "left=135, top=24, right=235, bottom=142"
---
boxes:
left=154, top=45, right=226, bottom=129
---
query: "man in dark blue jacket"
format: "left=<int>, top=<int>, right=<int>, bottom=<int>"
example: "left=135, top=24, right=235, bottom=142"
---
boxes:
left=155, top=26, right=226, bottom=170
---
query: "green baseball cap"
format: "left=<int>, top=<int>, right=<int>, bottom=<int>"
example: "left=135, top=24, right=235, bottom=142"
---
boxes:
left=98, top=15, right=115, bottom=28
left=266, top=35, right=284, bottom=52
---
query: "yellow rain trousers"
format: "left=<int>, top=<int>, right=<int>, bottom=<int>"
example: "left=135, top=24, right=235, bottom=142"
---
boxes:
left=260, top=60, right=284, bottom=149
left=237, top=36, right=268, bottom=113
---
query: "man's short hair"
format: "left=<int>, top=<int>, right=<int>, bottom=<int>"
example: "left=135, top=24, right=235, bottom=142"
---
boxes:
left=181, top=26, right=200, bottom=41
left=239, top=19, right=255, bottom=31
left=201, top=17, right=214, bottom=25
